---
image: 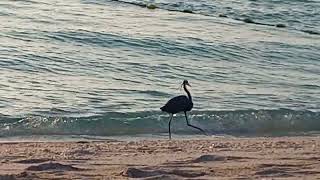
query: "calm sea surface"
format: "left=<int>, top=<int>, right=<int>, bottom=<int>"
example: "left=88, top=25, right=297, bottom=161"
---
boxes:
left=0, top=0, right=319, bottom=138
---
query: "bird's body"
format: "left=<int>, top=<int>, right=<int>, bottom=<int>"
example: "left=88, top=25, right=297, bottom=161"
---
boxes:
left=160, top=95, right=193, bottom=114
left=160, top=80, right=206, bottom=139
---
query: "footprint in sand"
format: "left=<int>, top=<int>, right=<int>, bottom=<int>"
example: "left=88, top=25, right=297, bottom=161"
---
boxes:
left=192, top=155, right=226, bottom=163
left=192, top=154, right=255, bottom=163
left=26, top=162, right=80, bottom=171
left=122, top=167, right=206, bottom=178
left=14, top=158, right=50, bottom=164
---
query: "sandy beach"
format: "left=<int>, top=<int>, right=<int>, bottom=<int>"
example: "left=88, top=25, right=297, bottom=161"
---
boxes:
left=0, top=136, right=319, bottom=179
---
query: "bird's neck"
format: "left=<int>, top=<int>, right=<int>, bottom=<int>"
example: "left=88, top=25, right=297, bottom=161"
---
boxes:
left=183, top=84, right=192, bottom=102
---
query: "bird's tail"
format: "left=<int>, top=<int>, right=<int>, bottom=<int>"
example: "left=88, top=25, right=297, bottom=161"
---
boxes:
left=160, top=106, right=165, bottom=111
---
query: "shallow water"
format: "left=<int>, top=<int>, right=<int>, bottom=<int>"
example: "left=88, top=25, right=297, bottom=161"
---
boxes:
left=0, top=0, right=319, bottom=137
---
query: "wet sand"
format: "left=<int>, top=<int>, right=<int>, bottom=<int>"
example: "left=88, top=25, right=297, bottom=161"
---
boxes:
left=0, top=136, right=319, bottom=179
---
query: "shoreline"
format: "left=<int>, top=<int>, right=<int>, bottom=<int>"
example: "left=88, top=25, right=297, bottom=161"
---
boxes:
left=0, top=136, right=319, bottom=179
left=1, top=132, right=320, bottom=142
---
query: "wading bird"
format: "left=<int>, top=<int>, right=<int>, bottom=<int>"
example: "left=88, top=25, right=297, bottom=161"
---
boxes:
left=160, top=80, right=206, bottom=139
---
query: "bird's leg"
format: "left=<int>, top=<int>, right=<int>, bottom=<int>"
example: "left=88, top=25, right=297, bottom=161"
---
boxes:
left=168, top=114, right=173, bottom=140
left=184, top=111, right=207, bottom=135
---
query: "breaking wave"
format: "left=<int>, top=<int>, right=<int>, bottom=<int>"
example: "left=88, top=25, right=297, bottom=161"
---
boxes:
left=1, top=109, right=319, bottom=137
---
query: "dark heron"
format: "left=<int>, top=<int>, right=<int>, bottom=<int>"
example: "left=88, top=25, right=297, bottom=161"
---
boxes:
left=160, top=80, right=206, bottom=139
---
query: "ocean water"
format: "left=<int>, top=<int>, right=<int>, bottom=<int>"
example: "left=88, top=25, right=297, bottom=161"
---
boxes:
left=0, top=0, right=319, bottom=138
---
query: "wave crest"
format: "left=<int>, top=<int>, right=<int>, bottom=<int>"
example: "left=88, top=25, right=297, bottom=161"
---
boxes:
left=1, top=109, right=319, bottom=137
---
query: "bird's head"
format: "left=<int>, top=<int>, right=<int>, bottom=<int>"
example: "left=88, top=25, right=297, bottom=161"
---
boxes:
left=182, top=80, right=191, bottom=87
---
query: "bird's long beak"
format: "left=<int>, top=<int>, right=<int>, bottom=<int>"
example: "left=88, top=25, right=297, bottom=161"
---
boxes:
left=186, top=82, right=191, bottom=87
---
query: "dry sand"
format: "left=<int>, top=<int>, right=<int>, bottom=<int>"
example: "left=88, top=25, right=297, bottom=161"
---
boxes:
left=0, top=136, right=319, bottom=179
